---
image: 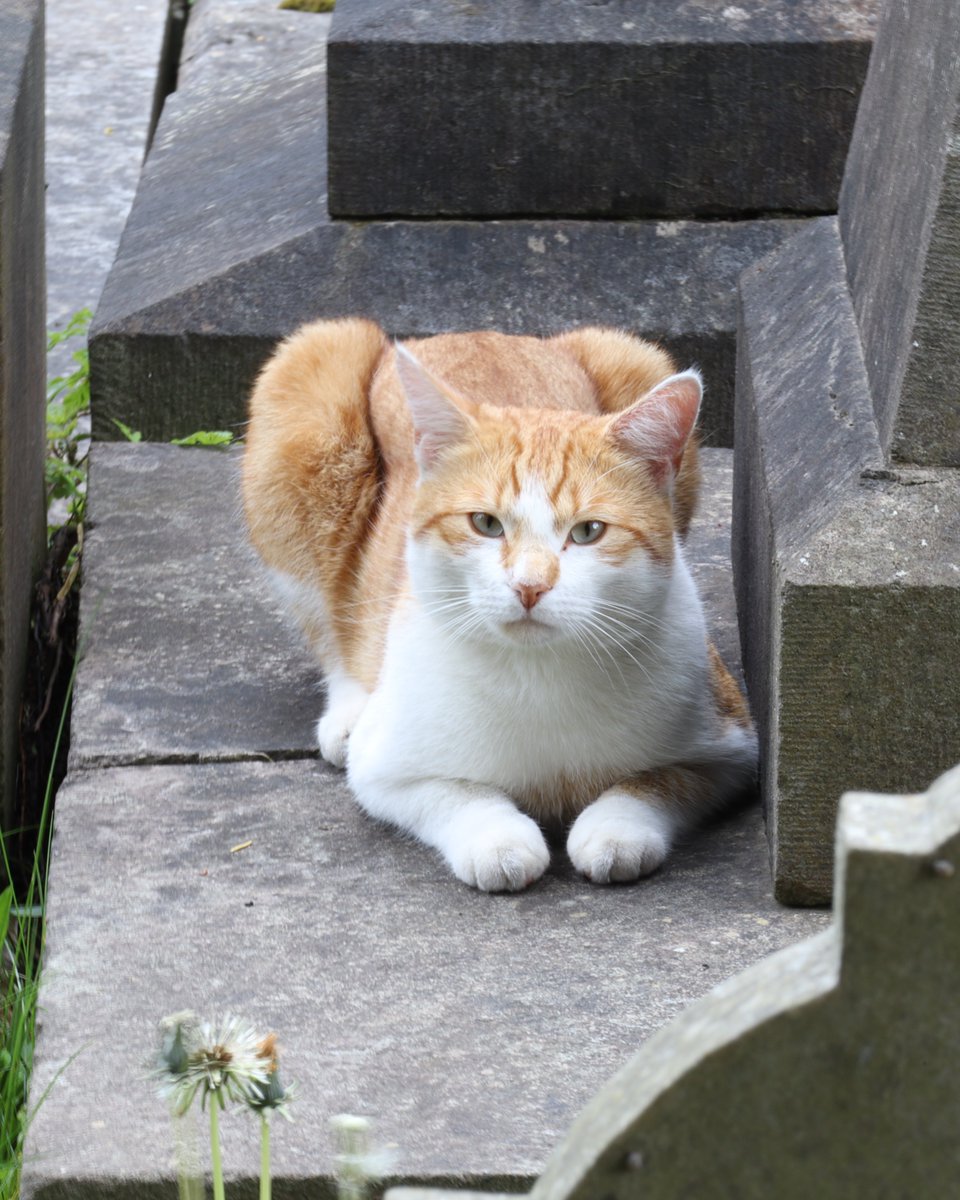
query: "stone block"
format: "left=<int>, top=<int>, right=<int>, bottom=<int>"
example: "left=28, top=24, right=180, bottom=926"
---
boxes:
left=0, top=0, right=45, bottom=823
left=733, top=218, right=960, bottom=904
left=70, top=442, right=744, bottom=769
left=732, top=0, right=960, bottom=904
left=23, top=760, right=827, bottom=1198
left=88, top=46, right=799, bottom=444
left=839, top=0, right=960, bottom=466
left=327, top=0, right=875, bottom=218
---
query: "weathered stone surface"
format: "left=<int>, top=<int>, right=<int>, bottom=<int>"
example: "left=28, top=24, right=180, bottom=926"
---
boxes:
left=70, top=444, right=319, bottom=769
left=733, top=218, right=960, bottom=904
left=389, top=766, right=960, bottom=1200
left=0, top=0, right=45, bottom=823
left=45, top=0, right=170, bottom=372
left=178, top=0, right=331, bottom=92
left=23, top=760, right=827, bottom=1199
left=327, top=0, right=875, bottom=218
left=70, top=443, right=743, bottom=770
left=839, top=0, right=960, bottom=466
left=88, top=35, right=800, bottom=445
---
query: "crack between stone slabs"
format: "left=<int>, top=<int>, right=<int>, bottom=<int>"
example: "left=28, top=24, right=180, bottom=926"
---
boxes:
left=70, top=748, right=322, bottom=771
left=860, top=467, right=946, bottom=486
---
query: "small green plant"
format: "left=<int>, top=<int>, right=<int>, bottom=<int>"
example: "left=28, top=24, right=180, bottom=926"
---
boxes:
left=0, top=312, right=94, bottom=1197
left=112, top=419, right=142, bottom=443
left=113, top=420, right=236, bottom=449
left=45, top=309, right=92, bottom=537
left=171, top=430, right=235, bottom=447
left=0, top=657, right=77, bottom=1198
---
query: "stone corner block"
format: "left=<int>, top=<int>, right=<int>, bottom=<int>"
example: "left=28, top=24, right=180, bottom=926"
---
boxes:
left=733, top=218, right=960, bottom=906
left=839, top=0, right=960, bottom=468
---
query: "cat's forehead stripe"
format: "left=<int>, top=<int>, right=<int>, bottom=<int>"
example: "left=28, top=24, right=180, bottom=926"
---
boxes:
left=513, top=476, right=557, bottom=538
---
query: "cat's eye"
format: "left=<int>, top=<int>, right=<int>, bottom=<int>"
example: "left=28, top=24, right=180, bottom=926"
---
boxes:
left=569, top=520, right=606, bottom=545
left=470, top=512, right=504, bottom=538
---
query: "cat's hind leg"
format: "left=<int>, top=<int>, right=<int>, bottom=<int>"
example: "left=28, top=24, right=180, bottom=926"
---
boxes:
left=266, top=567, right=370, bottom=767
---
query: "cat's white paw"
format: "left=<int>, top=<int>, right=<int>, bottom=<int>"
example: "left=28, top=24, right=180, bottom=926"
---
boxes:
left=446, top=812, right=550, bottom=892
left=567, top=793, right=672, bottom=884
left=316, top=677, right=369, bottom=768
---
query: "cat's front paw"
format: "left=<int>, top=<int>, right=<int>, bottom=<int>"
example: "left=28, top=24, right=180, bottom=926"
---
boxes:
left=567, top=793, right=671, bottom=884
left=446, top=813, right=550, bottom=892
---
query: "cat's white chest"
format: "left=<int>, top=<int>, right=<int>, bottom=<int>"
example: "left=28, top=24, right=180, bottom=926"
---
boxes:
left=348, top=586, right=708, bottom=802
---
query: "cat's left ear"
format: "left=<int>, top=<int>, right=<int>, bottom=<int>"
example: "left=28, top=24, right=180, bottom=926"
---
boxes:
left=609, top=369, right=702, bottom=486
left=395, top=342, right=476, bottom=472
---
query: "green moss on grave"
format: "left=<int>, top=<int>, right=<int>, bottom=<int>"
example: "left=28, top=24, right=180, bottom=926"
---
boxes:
left=278, top=0, right=336, bottom=11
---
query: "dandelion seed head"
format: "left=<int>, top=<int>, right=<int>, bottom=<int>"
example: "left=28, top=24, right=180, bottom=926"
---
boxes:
left=152, top=1013, right=270, bottom=1115
left=248, top=1031, right=296, bottom=1119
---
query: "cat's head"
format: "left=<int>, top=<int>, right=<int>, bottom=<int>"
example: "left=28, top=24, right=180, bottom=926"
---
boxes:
left=395, top=343, right=701, bottom=649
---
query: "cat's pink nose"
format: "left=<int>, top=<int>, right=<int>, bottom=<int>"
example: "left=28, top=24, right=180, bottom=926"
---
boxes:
left=516, top=582, right=550, bottom=610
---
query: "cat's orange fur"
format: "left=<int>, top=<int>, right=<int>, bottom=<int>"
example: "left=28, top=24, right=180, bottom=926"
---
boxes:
left=244, top=319, right=703, bottom=691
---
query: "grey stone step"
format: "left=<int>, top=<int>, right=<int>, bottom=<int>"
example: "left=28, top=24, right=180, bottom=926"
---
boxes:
left=327, top=0, right=877, bottom=218
left=70, top=443, right=745, bottom=770
left=70, top=444, right=319, bottom=770
left=87, top=28, right=802, bottom=447
left=24, top=441, right=831, bottom=1195
left=24, top=760, right=827, bottom=1198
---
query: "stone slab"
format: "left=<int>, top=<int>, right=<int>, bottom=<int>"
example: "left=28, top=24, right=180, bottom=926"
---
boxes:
left=178, top=0, right=332, bottom=93
left=0, top=0, right=46, bottom=823
left=23, top=759, right=828, bottom=1198
left=327, top=0, right=875, bottom=218
left=70, top=444, right=319, bottom=770
left=88, top=39, right=801, bottom=445
left=839, top=0, right=960, bottom=466
left=733, top=217, right=960, bottom=904
left=45, top=0, right=170, bottom=371
left=70, top=443, right=743, bottom=771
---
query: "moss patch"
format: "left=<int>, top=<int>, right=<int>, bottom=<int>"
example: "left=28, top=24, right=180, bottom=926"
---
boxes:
left=278, top=0, right=335, bottom=11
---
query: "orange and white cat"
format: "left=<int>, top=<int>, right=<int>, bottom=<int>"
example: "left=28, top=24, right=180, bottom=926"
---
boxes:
left=243, top=320, right=757, bottom=891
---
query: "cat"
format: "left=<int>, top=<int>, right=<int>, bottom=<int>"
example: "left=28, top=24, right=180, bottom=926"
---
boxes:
left=243, top=319, right=758, bottom=891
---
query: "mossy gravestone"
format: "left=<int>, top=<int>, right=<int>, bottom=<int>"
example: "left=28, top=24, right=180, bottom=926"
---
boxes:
left=388, top=764, right=960, bottom=1199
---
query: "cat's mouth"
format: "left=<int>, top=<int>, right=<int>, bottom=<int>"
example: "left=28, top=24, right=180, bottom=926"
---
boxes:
left=501, top=614, right=556, bottom=643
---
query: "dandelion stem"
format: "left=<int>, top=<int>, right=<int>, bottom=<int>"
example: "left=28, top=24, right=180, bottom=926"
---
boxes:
left=171, top=1105, right=203, bottom=1200
left=210, top=1097, right=226, bottom=1200
left=260, top=1114, right=271, bottom=1200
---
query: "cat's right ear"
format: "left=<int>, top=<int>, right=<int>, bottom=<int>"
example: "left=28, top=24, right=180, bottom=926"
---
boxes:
left=395, top=343, right=475, bottom=472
